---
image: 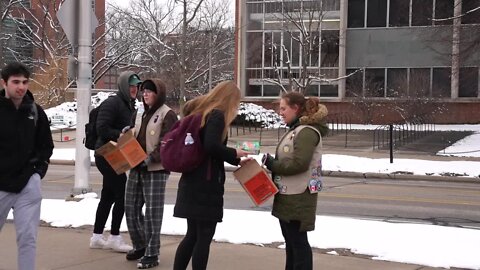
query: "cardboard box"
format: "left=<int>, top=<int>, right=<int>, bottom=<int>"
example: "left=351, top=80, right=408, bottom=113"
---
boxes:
left=95, top=129, right=147, bottom=175
left=233, top=159, right=278, bottom=206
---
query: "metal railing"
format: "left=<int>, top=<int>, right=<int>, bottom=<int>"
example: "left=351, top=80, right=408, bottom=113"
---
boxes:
left=325, top=112, right=353, bottom=147
left=230, top=111, right=355, bottom=146
left=372, top=114, right=436, bottom=151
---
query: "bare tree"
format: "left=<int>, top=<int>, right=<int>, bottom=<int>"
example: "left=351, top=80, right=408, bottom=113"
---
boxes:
left=258, top=0, right=341, bottom=94
left=0, top=0, right=144, bottom=107
left=3, top=0, right=71, bottom=106
left=109, top=0, right=234, bottom=102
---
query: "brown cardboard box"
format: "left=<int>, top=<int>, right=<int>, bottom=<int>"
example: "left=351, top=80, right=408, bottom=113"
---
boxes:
left=95, top=129, right=147, bottom=175
left=233, top=159, right=278, bottom=206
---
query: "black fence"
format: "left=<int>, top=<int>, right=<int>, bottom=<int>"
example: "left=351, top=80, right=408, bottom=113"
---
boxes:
left=372, top=114, right=436, bottom=151
left=230, top=111, right=355, bottom=147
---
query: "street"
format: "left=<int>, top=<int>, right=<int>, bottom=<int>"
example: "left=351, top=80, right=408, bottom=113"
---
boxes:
left=43, top=164, right=480, bottom=229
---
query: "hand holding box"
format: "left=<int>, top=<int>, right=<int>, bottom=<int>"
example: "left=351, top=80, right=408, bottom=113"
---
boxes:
left=95, top=129, right=147, bottom=174
left=233, top=159, right=278, bottom=206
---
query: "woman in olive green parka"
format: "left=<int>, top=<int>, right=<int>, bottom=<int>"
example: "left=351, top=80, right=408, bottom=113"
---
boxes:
left=263, top=91, right=327, bottom=270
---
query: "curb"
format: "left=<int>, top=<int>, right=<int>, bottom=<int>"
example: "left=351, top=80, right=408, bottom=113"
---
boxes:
left=321, top=170, right=480, bottom=184
left=51, top=160, right=95, bottom=166
left=224, top=166, right=479, bottom=184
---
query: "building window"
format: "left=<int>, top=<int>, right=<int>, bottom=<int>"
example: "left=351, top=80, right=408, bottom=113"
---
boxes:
left=365, top=68, right=385, bottom=97
left=434, top=0, right=454, bottom=25
left=264, top=32, right=273, bottom=67
left=305, top=84, right=319, bottom=96
left=263, top=84, right=281, bottom=96
left=247, top=69, right=263, bottom=79
left=310, top=32, right=320, bottom=67
left=321, top=30, right=339, bottom=67
left=388, top=0, right=409, bottom=27
left=265, top=1, right=282, bottom=13
left=291, top=32, right=301, bottom=67
left=320, top=84, right=339, bottom=97
left=348, top=0, right=365, bottom=28
left=346, top=69, right=364, bottom=97
left=432, top=68, right=451, bottom=97
left=367, top=0, right=387, bottom=27
left=462, top=0, right=480, bottom=24
left=247, top=2, right=263, bottom=30
left=459, top=67, right=479, bottom=97
left=244, top=0, right=340, bottom=98
left=283, top=32, right=292, bottom=65
left=246, top=84, right=262, bottom=96
left=387, top=68, right=407, bottom=97
left=409, top=68, right=431, bottom=97
left=273, top=32, right=282, bottom=67
left=412, top=0, right=433, bottom=26
left=2, top=18, right=34, bottom=66
left=324, top=0, right=341, bottom=11
left=246, top=32, right=263, bottom=68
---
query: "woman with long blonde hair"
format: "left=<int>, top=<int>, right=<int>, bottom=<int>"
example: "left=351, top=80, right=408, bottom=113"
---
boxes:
left=173, top=81, right=249, bottom=270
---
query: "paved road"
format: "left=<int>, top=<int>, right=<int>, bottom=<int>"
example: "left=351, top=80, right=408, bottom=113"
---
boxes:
left=43, top=164, right=480, bottom=229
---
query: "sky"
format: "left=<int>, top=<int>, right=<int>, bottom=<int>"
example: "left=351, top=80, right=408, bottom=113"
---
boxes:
left=34, top=93, right=480, bottom=269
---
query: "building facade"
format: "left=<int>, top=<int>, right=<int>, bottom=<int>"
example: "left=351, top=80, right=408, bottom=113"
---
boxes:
left=236, top=0, right=480, bottom=123
left=0, top=0, right=107, bottom=90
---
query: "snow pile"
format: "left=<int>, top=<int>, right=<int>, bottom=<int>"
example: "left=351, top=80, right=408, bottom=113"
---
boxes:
left=237, top=102, right=285, bottom=129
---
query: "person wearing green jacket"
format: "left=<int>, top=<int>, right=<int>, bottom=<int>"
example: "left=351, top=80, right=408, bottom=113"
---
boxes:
left=263, top=91, right=328, bottom=270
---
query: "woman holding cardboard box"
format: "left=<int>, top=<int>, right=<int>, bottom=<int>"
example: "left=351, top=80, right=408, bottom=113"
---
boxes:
left=262, top=91, right=328, bottom=270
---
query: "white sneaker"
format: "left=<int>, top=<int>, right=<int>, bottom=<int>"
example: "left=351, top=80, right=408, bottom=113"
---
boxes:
left=90, top=234, right=107, bottom=249
left=103, top=235, right=132, bottom=253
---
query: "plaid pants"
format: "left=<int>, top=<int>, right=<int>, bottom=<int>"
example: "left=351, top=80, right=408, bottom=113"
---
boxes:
left=125, top=168, right=168, bottom=257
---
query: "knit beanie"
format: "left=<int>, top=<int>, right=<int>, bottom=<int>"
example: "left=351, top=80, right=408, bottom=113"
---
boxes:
left=142, top=80, right=157, bottom=93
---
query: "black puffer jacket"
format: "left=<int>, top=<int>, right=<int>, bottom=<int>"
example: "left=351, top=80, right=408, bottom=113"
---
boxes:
left=173, top=110, right=239, bottom=222
left=0, top=90, right=54, bottom=193
left=95, top=71, right=138, bottom=149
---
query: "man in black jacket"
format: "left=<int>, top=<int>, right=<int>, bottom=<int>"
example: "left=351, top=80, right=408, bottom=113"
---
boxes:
left=0, top=62, right=54, bottom=270
left=89, top=71, right=140, bottom=252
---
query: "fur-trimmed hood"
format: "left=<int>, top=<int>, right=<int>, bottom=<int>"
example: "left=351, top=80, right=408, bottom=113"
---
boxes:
left=299, top=104, right=329, bottom=137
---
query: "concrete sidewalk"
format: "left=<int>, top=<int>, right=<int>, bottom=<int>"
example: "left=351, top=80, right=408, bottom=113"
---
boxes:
left=0, top=223, right=443, bottom=270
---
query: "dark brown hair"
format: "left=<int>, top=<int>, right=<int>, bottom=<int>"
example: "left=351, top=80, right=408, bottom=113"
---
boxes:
left=281, top=92, right=305, bottom=114
left=281, top=91, right=320, bottom=117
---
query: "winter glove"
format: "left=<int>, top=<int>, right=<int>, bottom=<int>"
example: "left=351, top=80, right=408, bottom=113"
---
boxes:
left=138, top=156, right=152, bottom=168
left=261, top=153, right=273, bottom=169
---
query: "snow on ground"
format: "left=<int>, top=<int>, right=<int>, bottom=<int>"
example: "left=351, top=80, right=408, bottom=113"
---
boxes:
left=25, top=94, right=480, bottom=269
left=7, top=200, right=480, bottom=270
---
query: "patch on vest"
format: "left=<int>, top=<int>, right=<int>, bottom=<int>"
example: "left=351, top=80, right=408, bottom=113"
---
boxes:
left=309, top=159, right=323, bottom=193
left=273, top=175, right=287, bottom=193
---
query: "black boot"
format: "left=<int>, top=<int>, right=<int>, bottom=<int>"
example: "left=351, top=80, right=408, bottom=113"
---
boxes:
left=137, top=256, right=159, bottom=269
left=126, top=248, right=145, bottom=261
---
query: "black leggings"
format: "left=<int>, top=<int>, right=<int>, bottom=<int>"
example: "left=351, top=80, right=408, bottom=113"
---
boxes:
left=279, top=220, right=313, bottom=270
left=93, top=155, right=127, bottom=235
left=173, top=218, right=217, bottom=270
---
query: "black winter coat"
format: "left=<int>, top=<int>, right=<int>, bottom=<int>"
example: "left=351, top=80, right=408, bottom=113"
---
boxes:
left=0, top=90, right=54, bottom=193
left=95, top=71, right=137, bottom=149
left=173, top=110, right=239, bottom=222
